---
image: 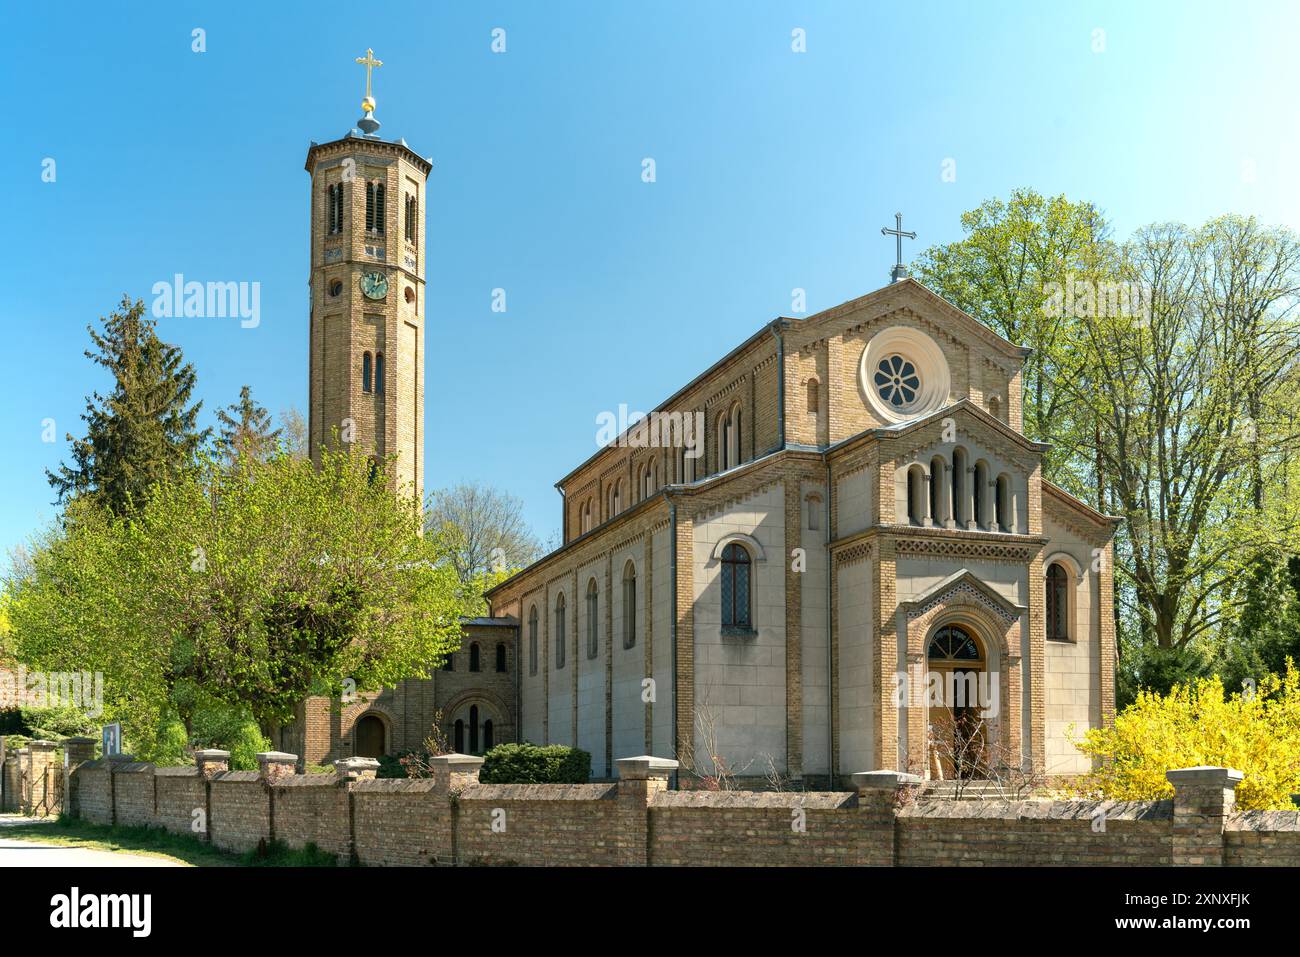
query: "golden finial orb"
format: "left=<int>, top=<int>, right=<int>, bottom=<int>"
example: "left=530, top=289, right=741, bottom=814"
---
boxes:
left=361, top=95, right=376, bottom=114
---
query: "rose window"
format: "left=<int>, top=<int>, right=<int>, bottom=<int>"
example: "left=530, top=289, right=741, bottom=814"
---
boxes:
left=874, top=354, right=920, bottom=408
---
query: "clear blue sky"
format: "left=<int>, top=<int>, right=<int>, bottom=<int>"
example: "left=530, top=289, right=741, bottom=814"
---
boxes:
left=4, top=1, right=1299, bottom=559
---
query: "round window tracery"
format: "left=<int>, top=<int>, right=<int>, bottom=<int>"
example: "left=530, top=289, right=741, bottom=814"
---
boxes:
left=874, top=354, right=921, bottom=408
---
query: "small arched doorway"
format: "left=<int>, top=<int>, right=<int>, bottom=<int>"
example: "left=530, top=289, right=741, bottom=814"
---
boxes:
left=355, top=714, right=387, bottom=758
left=926, top=624, right=987, bottom=780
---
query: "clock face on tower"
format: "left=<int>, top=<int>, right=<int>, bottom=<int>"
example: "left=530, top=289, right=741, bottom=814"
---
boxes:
left=360, top=270, right=388, bottom=300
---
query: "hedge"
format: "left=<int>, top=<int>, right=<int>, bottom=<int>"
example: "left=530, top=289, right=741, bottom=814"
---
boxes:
left=478, top=743, right=591, bottom=784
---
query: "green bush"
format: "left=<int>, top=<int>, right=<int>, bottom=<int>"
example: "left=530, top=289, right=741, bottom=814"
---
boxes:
left=227, top=720, right=271, bottom=771
left=478, top=743, right=591, bottom=784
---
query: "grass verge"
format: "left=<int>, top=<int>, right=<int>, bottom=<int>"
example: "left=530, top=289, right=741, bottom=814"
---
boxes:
left=0, top=815, right=339, bottom=867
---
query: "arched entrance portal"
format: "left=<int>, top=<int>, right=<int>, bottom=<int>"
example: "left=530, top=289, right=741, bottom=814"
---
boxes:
left=926, top=624, right=987, bottom=780
left=355, top=714, right=387, bottom=758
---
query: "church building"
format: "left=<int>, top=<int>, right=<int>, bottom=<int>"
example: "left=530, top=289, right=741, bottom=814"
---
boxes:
left=289, top=53, right=1118, bottom=785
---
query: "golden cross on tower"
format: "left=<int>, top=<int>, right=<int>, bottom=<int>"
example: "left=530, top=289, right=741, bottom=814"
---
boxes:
left=355, top=47, right=383, bottom=108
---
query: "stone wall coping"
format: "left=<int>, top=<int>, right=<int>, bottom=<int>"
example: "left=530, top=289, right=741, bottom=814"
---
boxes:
left=653, top=790, right=857, bottom=810
left=353, top=778, right=440, bottom=794
left=1165, top=766, right=1244, bottom=788
left=27, top=740, right=58, bottom=751
left=334, top=757, right=381, bottom=771
left=852, top=770, right=923, bottom=790
left=106, top=753, right=136, bottom=763
left=255, top=751, right=299, bottom=765
left=616, top=755, right=679, bottom=779
left=112, top=761, right=156, bottom=774
left=426, top=753, right=485, bottom=769
left=899, top=797, right=1172, bottom=822
left=194, top=749, right=231, bottom=759
left=1226, top=810, right=1300, bottom=832
left=460, top=783, right=618, bottom=802
left=210, top=770, right=261, bottom=783
left=273, top=773, right=339, bottom=788
left=63, top=736, right=96, bottom=745
left=154, top=766, right=200, bottom=778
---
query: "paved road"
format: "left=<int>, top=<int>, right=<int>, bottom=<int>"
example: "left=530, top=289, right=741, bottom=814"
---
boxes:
left=0, top=817, right=187, bottom=867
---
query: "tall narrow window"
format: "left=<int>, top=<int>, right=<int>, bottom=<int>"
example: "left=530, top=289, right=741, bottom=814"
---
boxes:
left=404, top=194, right=418, bottom=242
left=495, top=642, right=507, bottom=673
left=375, top=182, right=385, bottom=232
left=734, top=408, right=743, bottom=463
left=622, top=562, right=637, bottom=649
left=375, top=353, right=385, bottom=395
left=443, top=652, right=454, bottom=672
left=586, top=578, right=599, bottom=658
left=335, top=181, right=344, bottom=233
left=327, top=184, right=337, bottom=234
left=720, top=543, right=752, bottom=631
left=718, top=413, right=730, bottom=472
left=554, top=594, right=566, bottom=669
left=952, top=448, right=966, bottom=525
left=483, top=719, right=493, bottom=751
left=454, top=720, right=464, bottom=753
left=365, top=181, right=375, bottom=231
left=469, top=642, right=481, bottom=672
left=528, top=606, right=538, bottom=676
left=469, top=705, right=479, bottom=754
left=1046, top=564, right=1070, bottom=641
left=807, top=378, right=820, bottom=415
left=973, top=462, right=989, bottom=528
left=362, top=352, right=373, bottom=393
left=907, top=465, right=925, bottom=525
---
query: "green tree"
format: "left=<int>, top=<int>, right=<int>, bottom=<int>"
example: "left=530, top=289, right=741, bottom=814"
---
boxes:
left=912, top=189, right=1111, bottom=482
left=47, top=296, right=208, bottom=514
left=216, top=385, right=281, bottom=461
left=10, top=447, right=471, bottom=757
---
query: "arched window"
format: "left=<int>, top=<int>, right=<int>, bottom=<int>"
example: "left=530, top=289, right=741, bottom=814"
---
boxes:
left=375, top=182, right=386, bottom=233
left=928, top=624, right=982, bottom=661
left=362, top=352, right=373, bottom=393
left=454, top=719, right=465, bottom=753
left=586, top=578, right=599, bottom=658
left=469, top=705, right=479, bottom=754
left=906, top=465, right=926, bottom=525
left=995, top=474, right=1011, bottom=532
left=367, top=456, right=380, bottom=486
left=622, top=561, right=637, bottom=649
left=495, top=642, right=507, bottom=672
left=528, top=606, right=539, bottom=676
left=1046, top=564, right=1070, bottom=641
left=806, top=494, right=821, bottom=531
left=483, top=719, right=494, bottom=752
left=720, top=543, right=752, bottom=631
left=930, top=456, right=945, bottom=525
left=443, top=650, right=454, bottom=671
left=404, top=193, right=418, bottom=243
left=365, top=181, right=375, bottom=231
left=807, top=378, right=820, bottom=415
left=327, top=184, right=337, bottom=234
left=973, top=461, right=989, bottom=528
left=554, top=594, right=566, bottom=669
left=989, top=395, right=1001, bottom=421
left=730, top=404, right=743, bottom=467
left=469, top=642, right=481, bottom=672
left=375, top=353, right=385, bottom=395
left=718, top=411, right=731, bottom=472
left=580, top=499, right=592, bottom=534
left=951, top=448, right=967, bottom=526
left=610, top=480, right=622, bottom=518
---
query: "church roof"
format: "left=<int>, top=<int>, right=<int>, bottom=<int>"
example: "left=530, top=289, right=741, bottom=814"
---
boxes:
left=304, top=132, right=433, bottom=175
left=553, top=279, right=1026, bottom=489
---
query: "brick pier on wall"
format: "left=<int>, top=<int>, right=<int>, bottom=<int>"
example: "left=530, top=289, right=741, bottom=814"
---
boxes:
left=40, top=752, right=1300, bottom=866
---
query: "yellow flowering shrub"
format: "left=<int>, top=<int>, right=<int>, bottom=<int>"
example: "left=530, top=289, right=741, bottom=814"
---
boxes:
left=1071, top=661, right=1300, bottom=810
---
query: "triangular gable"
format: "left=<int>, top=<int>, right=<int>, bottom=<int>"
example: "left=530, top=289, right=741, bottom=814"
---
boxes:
left=788, top=278, right=1031, bottom=361
left=898, top=568, right=1026, bottom=625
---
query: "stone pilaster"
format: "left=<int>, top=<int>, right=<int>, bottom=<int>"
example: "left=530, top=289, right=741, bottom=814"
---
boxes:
left=1167, top=766, right=1243, bottom=866
left=616, top=755, right=677, bottom=866
left=256, top=751, right=298, bottom=784
left=853, top=769, right=920, bottom=866
left=428, top=753, right=484, bottom=793
left=195, top=749, right=231, bottom=779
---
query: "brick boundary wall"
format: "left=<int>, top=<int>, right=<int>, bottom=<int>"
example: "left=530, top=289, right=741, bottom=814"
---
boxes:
left=58, top=755, right=1300, bottom=867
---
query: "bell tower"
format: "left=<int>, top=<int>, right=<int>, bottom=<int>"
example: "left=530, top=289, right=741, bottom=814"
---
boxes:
left=305, top=48, right=430, bottom=503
